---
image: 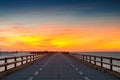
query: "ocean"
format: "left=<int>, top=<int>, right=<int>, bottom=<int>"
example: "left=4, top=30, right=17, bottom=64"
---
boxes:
left=0, top=52, right=30, bottom=58
left=0, top=52, right=120, bottom=58
left=79, top=52, right=120, bottom=58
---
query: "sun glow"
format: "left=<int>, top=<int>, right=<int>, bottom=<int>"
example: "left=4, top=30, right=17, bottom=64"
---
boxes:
left=0, top=23, right=120, bottom=51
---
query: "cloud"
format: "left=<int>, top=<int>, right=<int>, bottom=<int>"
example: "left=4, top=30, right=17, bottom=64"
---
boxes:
left=0, top=22, right=120, bottom=51
left=0, top=37, right=8, bottom=42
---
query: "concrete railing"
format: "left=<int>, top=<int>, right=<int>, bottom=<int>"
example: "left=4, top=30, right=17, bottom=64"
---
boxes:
left=0, top=53, right=50, bottom=77
left=67, top=53, right=120, bottom=78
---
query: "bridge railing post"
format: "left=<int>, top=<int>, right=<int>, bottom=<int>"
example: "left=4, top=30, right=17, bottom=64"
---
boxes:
left=21, top=56, right=23, bottom=65
left=83, top=55, right=85, bottom=61
left=89, top=55, right=91, bottom=63
left=85, top=55, right=87, bottom=62
left=110, top=57, right=113, bottom=70
left=79, top=54, right=80, bottom=60
left=33, top=55, right=35, bottom=61
left=86, top=55, right=88, bottom=62
left=14, top=57, right=17, bottom=67
left=94, top=56, right=96, bottom=65
left=81, top=54, right=83, bottom=61
left=101, top=57, right=103, bottom=67
left=77, top=54, right=79, bottom=59
left=26, top=56, right=28, bottom=63
left=5, top=58, right=7, bottom=71
left=80, top=54, right=82, bottom=60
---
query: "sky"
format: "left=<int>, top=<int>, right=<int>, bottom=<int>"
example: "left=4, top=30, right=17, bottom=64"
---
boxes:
left=0, top=0, right=120, bottom=51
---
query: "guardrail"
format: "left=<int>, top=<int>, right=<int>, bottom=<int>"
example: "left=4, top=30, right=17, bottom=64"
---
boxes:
left=0, top=53, right=50, bottom=77
left=67, top=53, right=120, bottom=78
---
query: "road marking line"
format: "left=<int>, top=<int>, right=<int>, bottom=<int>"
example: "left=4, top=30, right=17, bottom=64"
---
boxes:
left=84, top=77, right=90, bottom=80
left=29, top=53, right=57, bottom=79
left=61, top=54, right=88, bottom=80
left=39, top=68, right=42, bottom=71
left=78, top=71, right=84, bottom=75
left=61, top=54, right=71, bottom=63
left=72, top=65, right=75, bottom=67
left=75, top=68, right=78, bottom=71
left=66, top=59, right=70, bottom=63
left=28, top=77, right=33, bottom=80
left=34, top=71, right=39, bottom=76
left=46, top=53, right=57, bottom=64
left=42, top=65, right=45, bottom=68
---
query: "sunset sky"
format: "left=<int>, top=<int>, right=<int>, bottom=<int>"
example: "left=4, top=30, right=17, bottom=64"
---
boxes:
left=0, top=0, right=120, bottom=51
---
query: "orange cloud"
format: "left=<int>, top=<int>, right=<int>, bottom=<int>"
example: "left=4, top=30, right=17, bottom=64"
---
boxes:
left=0, top=23, right=120, bottom=51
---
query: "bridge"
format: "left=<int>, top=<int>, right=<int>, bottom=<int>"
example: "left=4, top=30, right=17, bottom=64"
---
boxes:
left=0, top=52, right=120, bottom=80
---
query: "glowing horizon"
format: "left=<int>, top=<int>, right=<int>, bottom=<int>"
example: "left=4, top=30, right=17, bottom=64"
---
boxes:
left=0, top=0, right=120, bottom=51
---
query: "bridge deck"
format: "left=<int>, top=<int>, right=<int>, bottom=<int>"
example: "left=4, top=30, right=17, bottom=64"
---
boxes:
left=1, top=53, right=119, bottom=80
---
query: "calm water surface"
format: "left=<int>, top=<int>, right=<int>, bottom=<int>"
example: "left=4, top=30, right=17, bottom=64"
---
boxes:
left=0, top=52, right=30, bottom=58
left=79, top=52, right=120, bottom=58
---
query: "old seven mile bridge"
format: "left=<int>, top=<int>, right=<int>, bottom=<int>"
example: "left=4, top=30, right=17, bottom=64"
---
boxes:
left=0, top=52, right=120, bottom=80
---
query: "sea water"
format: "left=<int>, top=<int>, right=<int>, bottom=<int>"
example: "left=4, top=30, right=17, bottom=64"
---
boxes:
left=0, top=52, right=30, bottom=58
left=79, top=52, right=120, bottom=58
